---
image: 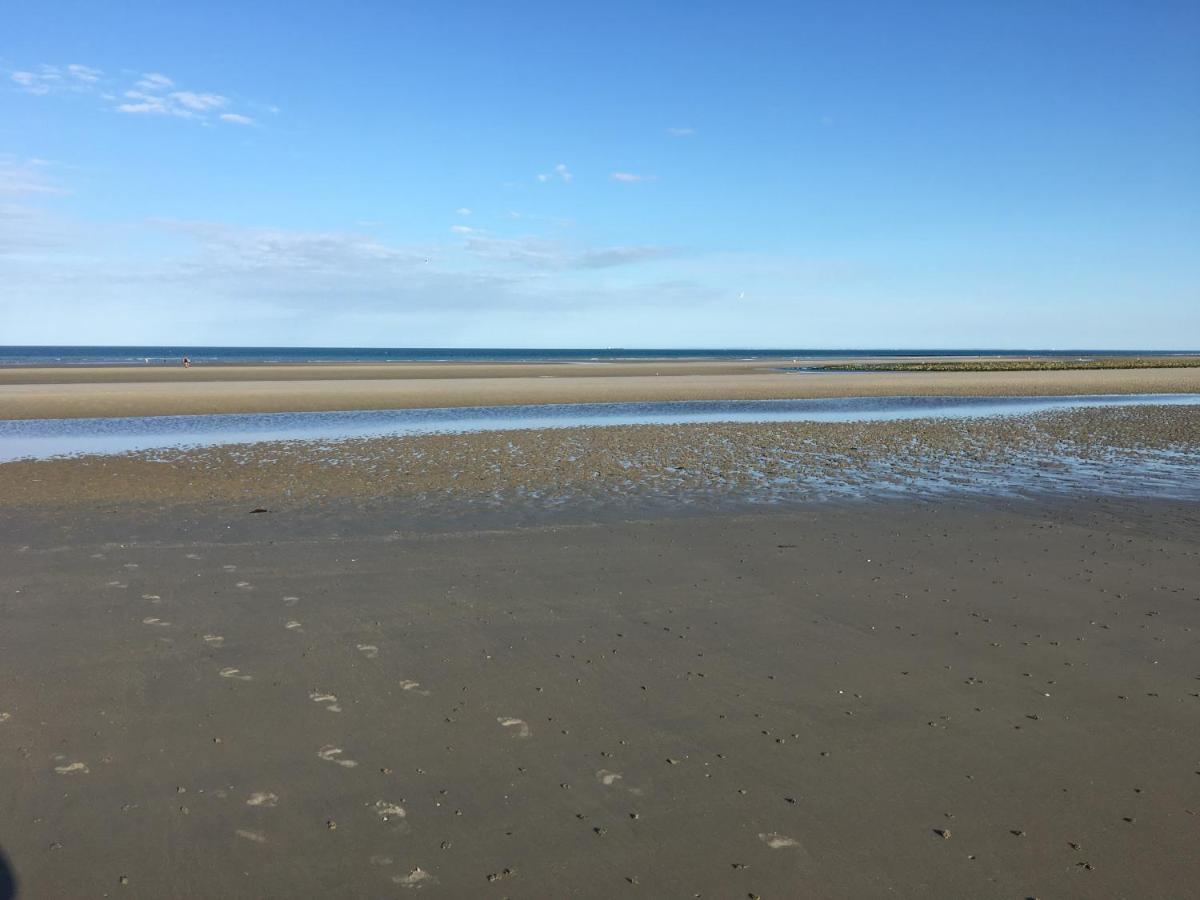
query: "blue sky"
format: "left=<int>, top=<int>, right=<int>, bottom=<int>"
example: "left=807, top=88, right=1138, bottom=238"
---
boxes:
left=2, top=1, right=1197, bottom=348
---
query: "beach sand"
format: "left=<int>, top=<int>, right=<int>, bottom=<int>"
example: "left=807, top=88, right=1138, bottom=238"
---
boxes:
left=1, top=368, right=1198, bottom=897
left=1, top=496, right=1198, bottom=898
left=2, top=361, right=1199, bottom=419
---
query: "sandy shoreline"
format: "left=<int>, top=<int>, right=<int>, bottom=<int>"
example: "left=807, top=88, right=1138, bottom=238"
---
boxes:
left=3, top=362, right=1200, bottom=420
left=2, top=366, right=1198, bottom=897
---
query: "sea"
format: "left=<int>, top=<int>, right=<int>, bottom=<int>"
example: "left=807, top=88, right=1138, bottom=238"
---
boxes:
left=1, top=346, right=1195, bottom=367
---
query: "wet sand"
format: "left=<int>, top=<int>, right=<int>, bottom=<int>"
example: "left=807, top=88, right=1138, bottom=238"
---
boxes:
left=1, top=496, right=1198, bottom=898
left=2, top=404, right=1199, bottom=509
left=3, top=361, right=1200, bottom=420
left=1, top=372, right=1198, bottom=897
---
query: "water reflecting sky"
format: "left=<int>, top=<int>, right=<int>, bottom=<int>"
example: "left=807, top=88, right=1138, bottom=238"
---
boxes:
left=2, top=394, right=1199, bottom=462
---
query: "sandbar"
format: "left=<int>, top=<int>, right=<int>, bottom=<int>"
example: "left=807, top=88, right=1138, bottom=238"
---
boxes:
left=3, top=360, right=1200, bottom=420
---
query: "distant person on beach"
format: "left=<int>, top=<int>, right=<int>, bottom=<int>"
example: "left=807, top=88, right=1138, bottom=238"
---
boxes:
left=182, top=356, right=191, bottom=368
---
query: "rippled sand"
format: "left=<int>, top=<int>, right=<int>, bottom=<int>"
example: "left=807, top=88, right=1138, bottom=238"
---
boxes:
left=1, top=404, right=1197, bottom=510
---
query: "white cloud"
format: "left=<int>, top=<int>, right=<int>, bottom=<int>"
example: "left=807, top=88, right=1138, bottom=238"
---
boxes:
left=11, top=63, right=261, bottom=127
left=118, top=90, right=172, bottom=115
left=118, top=86, right=235, bottom=119
left=136, top=72, right=174, bottom=91
left=611, top=172, right=657, bottom=183
left=172, top=91, right=228, bottom=111
left=537, top=163, right=572, bottom=183
left=456, top=207, right=471, bottom=216
left=11, top=63, right=101, bottom=94
left=666, top=127, right=695, bottom=137
left=67, top=64, right=102, bottom=83
left=450, top=224, right=475, bottom=234
left=117, top=102, right=163, bottom=115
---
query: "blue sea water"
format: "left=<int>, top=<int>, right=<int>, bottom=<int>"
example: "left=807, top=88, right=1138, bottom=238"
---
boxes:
left=1, top=346, right=1196, bottom=367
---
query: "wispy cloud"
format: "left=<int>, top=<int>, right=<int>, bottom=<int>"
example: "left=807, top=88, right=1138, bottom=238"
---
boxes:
left=666, top=126, right=695, bottom=137
left=456, top=207, right=472, bottom=216
left=154, top=220, right=428, bottom=276
left=136, top=73, right=174, bottom=91
left=9, top=63, right=260, bottom=126
left=67, top=64, right=102, bottom=84
left=171, top=91, right=228, bottom=112
left=10, top=64, right=101, bottom=96
left=450, top=224, right=475, bottom=234
left=610, top=172, right=658, bottom=183
left=574, top=245, right=674, bottom=268
left=0, top=156, right=67, bottom=196
left=0, top=211, right=729, bottom=345
left=118, top=76, right=235, bottom=120
left=537, top=163, right=572, bottom=183
left=462, top=232, right=674, bottom=270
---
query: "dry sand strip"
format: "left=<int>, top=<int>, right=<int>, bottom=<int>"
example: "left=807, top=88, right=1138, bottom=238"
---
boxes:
left=0, top=359, right=789, bottom=385
left=0, top=498, right=1197, bottom=897
left=3, top=365, right=1200, bottom=419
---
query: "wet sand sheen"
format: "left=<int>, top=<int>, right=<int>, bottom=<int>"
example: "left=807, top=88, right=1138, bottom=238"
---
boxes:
left=3, top=393, right=1197, bottom=463
left=1, top=404, right=1197, bottom=508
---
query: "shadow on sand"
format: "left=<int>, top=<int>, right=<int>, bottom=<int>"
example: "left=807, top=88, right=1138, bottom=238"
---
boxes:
left=0, top=848, right=15, bottom=900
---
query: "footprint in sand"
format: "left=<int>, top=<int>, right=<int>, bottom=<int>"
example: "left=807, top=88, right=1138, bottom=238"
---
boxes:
left=185, top=553, right=202, bottom=560
left=203, top=634, right=225, bottom=647
left=222, top=565, right=237, bottom=572
left=235, top=829, right=268, bottom=843
left=283, top=596, right=300, bottom=607
left=759, top=832, right=801, bottom=849
left=107, top=581, right=127, bottom=588
left=399, top=680, right=430, bottom=696
left=392, top=868, right=436, bottom=888
left=596, top=768, right=643, bottom=796
left=285, top=620, right=303, bottom=631
left=318, top=745, right=358, bottom=768
left=141, top=593, right=161, bottom=602
left=142, top=617, right=171, bottom=627
left=498, top=717, right=531, bottom=738
left=235, top=581, right=253, bottom=590
left=374, top=801, right=406, bottom=822
left=310, top=691, right=342, bottom=713
left=54, top=762, right=89, bottom=775
left=246, top=792, right=279, bottom=807
left=123, top=563, right=139, bottom=570
left=219, top=667, right=252, bottom=681
left=357, top=644, right=379, bottom=659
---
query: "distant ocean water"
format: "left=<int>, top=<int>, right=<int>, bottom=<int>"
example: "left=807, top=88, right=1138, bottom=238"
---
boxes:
left=1, top=346, right=1195, bottom=367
